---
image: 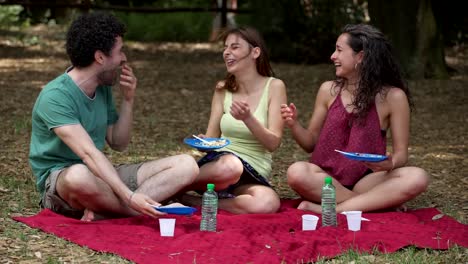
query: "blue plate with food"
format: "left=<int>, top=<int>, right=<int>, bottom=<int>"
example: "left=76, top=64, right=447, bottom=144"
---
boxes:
left=184, top=137, right=231, bottom=151
left=334, top=149, right=388, bottom=162
left=152, top=205, right=197, bottom=215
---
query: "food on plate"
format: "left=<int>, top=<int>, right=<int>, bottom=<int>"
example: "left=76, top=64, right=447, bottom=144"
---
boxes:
left=195, top=138, right=227, bottom=147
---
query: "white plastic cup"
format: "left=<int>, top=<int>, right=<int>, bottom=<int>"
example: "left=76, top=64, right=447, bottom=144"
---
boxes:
left=159, top=218, right=176, bottom=237
left=302, top=214, right=319, bottom=231
left=346, top=211, right=362, bottom=231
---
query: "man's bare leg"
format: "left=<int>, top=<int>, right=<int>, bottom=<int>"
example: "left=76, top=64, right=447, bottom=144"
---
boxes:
left=136, top=154, right=199, bottom=202
left=58, top=155, right=199, bottom=220
left=56, top=164, right=137, bottom=220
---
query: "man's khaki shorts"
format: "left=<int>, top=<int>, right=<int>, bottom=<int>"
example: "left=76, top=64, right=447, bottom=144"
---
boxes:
left=40, top=163, right=143, bottom=219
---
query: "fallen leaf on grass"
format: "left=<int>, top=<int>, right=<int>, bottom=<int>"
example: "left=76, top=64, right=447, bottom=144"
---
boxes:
left=9, top=213, right=23, bottom=218
left=432, top=213, right=444, bottom=220
left=360, top=256, right=376, bottom=261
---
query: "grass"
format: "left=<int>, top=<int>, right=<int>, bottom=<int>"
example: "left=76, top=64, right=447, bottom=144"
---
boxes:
left=0, top=24, right=467, bottom=263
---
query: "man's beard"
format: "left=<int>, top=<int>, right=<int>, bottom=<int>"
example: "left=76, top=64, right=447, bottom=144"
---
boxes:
left=97, top=67, right=120, bottom=86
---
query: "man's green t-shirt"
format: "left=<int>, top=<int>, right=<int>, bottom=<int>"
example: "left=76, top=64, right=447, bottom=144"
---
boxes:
left=29, top=72, right=119, bottom=195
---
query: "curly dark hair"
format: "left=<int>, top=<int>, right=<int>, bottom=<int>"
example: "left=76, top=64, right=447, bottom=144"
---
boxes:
left=220, top=27, right=274, bottom=92
left=334, top=24, right=414, bottom=118
left=66, top=12, right=126, bottom=68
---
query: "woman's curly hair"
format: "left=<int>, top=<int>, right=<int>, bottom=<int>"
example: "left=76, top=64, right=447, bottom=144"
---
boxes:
left=334, top=24, right=414, bottom=119
left=66, top=12, right=126, bottom=68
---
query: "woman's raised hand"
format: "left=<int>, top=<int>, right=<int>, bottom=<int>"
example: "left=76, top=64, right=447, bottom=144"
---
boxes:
left=281, top=103, right=298, bottom=128
left=230, top=100, right=251, bottom=120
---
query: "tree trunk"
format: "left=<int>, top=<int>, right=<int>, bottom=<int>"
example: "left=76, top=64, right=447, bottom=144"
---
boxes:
left=368, top=0, right=448, bottom=79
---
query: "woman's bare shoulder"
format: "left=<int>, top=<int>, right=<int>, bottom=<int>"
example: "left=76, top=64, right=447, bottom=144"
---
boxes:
left=380, top=86, right=408, bottom=103
left=269, top=78, right=286, bottom=91
left=317, top=80, right=337, bottom=100
left=376, top=86, right=409, bottom=115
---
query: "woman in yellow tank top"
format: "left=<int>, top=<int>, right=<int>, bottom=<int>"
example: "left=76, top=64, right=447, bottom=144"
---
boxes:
left=183, top=27, right=287, bottom=214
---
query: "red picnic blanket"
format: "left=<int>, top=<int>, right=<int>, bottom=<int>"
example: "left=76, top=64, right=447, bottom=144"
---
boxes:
left=13, top=200, right=468, bottom=263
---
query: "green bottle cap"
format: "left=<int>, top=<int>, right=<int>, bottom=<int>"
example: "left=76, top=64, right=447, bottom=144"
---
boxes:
left=324, top=177, right=332, bottom=184
left=207, top=183, right=215, bottom=190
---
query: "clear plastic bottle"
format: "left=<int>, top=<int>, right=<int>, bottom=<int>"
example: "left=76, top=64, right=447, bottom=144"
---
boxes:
left=200, top=183, right=218, bottom=232
left=321, top=176, right=337, bottom=227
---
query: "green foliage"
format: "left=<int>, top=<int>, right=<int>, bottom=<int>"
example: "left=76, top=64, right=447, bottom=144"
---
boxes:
left=115, top=12, right=212, bottom=42
left=242, top=0, right=366, bottom=64
left=0, top=5, right=27, bottom=28
left=110, top=0, right=214, bottom=42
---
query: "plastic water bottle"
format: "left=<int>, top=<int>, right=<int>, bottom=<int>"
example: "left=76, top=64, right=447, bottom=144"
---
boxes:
left=321, top=176, right=337, bottom=227
left=200, top=183, right=218, bottom=232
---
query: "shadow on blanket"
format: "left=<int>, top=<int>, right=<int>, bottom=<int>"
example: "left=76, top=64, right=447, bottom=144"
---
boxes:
left=13, top=199, right=468, bottom=263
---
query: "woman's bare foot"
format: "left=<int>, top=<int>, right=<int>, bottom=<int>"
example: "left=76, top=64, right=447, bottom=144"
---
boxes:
left=297, top=200, right=322, bottom=214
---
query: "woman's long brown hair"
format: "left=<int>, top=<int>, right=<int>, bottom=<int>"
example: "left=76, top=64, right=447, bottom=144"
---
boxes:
left=220, top=27, right=274, bottom=92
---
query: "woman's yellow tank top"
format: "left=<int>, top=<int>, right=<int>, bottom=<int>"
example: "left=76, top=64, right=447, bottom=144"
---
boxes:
left=219, top=77, right=274, bottom=178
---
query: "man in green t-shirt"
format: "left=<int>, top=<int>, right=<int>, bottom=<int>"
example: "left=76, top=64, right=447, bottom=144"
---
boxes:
left=29, top=12, right=199, bottom=221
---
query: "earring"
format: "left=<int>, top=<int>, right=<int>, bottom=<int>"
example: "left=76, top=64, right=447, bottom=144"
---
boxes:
left=354, top=63, right=360, bottom=70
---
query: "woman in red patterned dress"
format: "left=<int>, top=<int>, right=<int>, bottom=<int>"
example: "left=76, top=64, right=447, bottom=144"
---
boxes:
left=281, top=24, right=429, bottom=213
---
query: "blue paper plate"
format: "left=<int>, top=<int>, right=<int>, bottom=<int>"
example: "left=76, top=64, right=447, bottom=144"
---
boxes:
left=153, top=206, right=197, bottom=215
left=335, top=149, right=388, bottom=162
left=184, top=137, right=231, bottom=151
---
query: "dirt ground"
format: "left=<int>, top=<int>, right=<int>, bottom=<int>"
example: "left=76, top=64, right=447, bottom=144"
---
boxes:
left=0, top=25, right=467, bottom=263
